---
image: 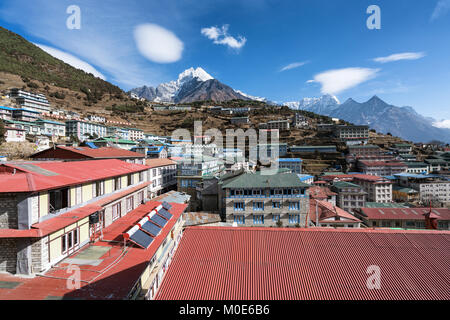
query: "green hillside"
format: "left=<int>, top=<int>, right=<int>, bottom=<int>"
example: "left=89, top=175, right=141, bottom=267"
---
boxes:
left=0, top=26, right=123, bottom=97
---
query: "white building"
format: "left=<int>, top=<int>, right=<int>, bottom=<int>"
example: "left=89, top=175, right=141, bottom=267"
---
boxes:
left=9, top=88, right=51, bottom=114
left=65, top=120, right=107, bottom=141
left=87, top=115, right=107, bottom=123
left=146, top=158, right=177, bottom=198
left=128, top=128, right=144, bottom=141
left=4, top=127, right=26, bottom=142
left=352, top=175, right=393, bottom=203
left=35, top=119, right=66, bottom=137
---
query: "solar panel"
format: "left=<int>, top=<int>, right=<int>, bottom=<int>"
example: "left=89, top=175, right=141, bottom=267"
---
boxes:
left=141, top=221, right=162, bottom=237
left=151, top=214, right=168, bottom=227
left=158, top=208, right=173, bottom=220
left=129, top=229, right=154, bottom=249
left=162, top=201, right=172, bottom=210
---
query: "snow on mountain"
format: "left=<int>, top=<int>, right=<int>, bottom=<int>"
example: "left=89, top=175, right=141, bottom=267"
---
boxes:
left=234, top=90, right=267, bottom=102
left=285, top=94, right=340, bottom=113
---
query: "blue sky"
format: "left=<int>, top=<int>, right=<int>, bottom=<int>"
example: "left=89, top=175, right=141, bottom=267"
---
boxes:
left=0, top=0, right=449, bottom=123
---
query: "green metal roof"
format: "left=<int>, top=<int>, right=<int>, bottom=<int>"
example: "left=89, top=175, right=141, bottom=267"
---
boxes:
left=332, top=181, right=362, bottom=189
left=364, top=202, right=410, bottom=208
left=222, top=171, right=310, bottom=189
left=94, top=137, right=137, bottom=145
left=392, top=186, right=419, bottom=194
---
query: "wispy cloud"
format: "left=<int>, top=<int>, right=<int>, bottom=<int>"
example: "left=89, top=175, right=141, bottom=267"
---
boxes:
left=201, top=25, right=247, bottom=50
left=373, top=52, right=426, bottom=63
left=134, top=24, right=184, bottom=63
left=431, top=0, right=450, bottom=21
left=308, top=67, right=379, bottom=95
left=432, top=119, right=450, bottom=129
left=280, top=61, right=308, bottom=72
left=35, top=44, right=105, bottom=80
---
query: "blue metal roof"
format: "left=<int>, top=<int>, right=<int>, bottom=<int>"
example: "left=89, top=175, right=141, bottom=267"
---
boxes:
left=0, top=106, right=15, bottom=111
left=85, top=142, right=99, bottom=149
left=278, top=158, right=302, bottom=162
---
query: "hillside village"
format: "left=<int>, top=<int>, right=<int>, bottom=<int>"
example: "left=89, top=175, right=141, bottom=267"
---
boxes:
left=0, top=27, right=449, bottom=301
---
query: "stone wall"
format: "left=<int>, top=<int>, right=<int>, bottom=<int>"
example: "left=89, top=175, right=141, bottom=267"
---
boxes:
left=0, top=238, right=17, bottom=273
left=0, top=194, right=18, bottom=229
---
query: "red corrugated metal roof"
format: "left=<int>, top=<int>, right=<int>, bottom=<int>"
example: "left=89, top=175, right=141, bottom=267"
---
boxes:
left=358, top=207, right=450, bottom=221
left=156, top=227, right=450, bottom=300
left=359, top=160, right=406, bottom=167
left=0, top=160, right=149, bottom=193
left=32, top=146, right=145, bottom=159
left=145, top=158, right=176, bottom=168
left=309, top=199, right=361, bottom=223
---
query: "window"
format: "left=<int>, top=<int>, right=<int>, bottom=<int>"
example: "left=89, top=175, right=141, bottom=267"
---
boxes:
left=126, top=196, right=134, bottom=212
left=234, top=215, right=245, bottom=224
left=49, top=188, right=70, bottom=212
left=234, top=202, right=245, bottom=211
left=114, top=177, right=121, bottom=191
left=137, top=191, right=144, bottom=204
left=253, top=215, right=264, bottom=225
left=95, top=181, right=105, bottom=197
left=61, top=228, right=79, bottom=254
left=289, top=214, right=300, bottom=224
left=112, top=203, right=121, bottom=221
left=289, top=202, right=300, bottom=210
left=272, top=215, right=280, bottom=222
left=272, top=201, right=281, bottom=209
left=253, top=202, right=264, bottom=211
left=127, top=174, right=133, bottom=186
left=139, top=171, right=145, bottom=182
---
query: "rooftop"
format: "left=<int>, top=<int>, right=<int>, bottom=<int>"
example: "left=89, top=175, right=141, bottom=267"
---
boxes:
left=145, top=158, right=176, bottom=168
left=0, top=159, right=149, bottom=193
left=32, top=146, right=145, bottom=160
left=0, top=201, right=187, bottom=300
left=358, top=207, right=450, bottom=221
left=156, top=226, right=450, bottom=300
left=222, top=171, right=310, bottom=189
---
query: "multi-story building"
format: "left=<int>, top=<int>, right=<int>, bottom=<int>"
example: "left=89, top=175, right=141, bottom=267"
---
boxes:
left=292, top=113, right=309, bottom=128
left=424, top=158, right=448, bottom=173
left=348, top=145, right=382, bottom=157
left=222, top=170, right=310, bottom=227
left=334, top=125, right=369, bottom=146
left=87, top=115, right=106, bottom=123
left=147, top=158, right=177, bottom=198
left=392, top=143, right=413, bottom=156
left=0, top=106, right=14, bottom=120
left=406, top=161, right=429, bottom=174
left=176, top=155, right=223, bottom=211
left=128, top=128, right=144, bottom=141
left=34, top=119, right=66, bottom=137
left=230, top=117, right=250, bottom=125
left=66, top=119, right=107, bottom=141
left=358, top=160, right=407, bottom=176
left=392, top=186, right=420, bottom=202
left=308, top=186, right=337, bottom=206
left=0, top=159, right=150, bottom=275
left=251, top=143, right=288, bottom=159
left=4, top=126, right=26, bottom=142
left=9, top=88, right=51, bottom=114
left=352, top=175, right=393, bottom=203
left=12, top=108, right=41, bottom=122
left=394, top=173, right=450, bottom=206
left=355, top=207, right=450, bottom=230
left=259, top=120, right=290, bottom=131
left=277, top=158, right=302, bottom=174
left=92, top=136, right=138, bottom=150
left=107, top=126, right=130, bottom=140
left=331, top=181, right=367, bottom=213
left=4, top=120, right=42, bottom=136
left=290, top=145, right=337, bottom=153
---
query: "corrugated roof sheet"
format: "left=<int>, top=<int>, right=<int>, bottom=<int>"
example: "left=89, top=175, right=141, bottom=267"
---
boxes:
left=358, top=207, right=450, bottom=221
left=32, top=146, right=144, bottom=159
left=222, top=171, right=310, bottom=189
left=156, top=227, right=450, bottom=300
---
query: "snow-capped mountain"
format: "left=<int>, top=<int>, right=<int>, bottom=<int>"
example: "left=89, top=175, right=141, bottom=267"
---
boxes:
left=286, top=95, right=450, bottom=143
left=284, top=94, right=340, bottom=113
left=130, top=67, right=256, bottom=103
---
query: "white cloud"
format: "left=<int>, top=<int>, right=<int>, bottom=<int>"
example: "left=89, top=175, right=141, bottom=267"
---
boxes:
left=201, top=25, right=247, bottom=50
left=308, top=67, right=379, bottom=95
left=431, top=0, right=450, bottom=21
left=373, top=52, right=426, bottom=63
left=280, top=61, right=308, bottom=72
left=134, top=23, right=184, bottom=64
left=35, top=44, right=106, bottom=80
left=433, top=119, right=450, bottom=129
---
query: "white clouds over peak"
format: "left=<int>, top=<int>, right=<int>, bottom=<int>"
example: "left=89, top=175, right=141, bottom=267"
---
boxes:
left=373, top=52, right=426, bottom=63
left=308, top=67, right=379, bottom=95
left=433, top=119, right=450, bottom=129
left=134, top=23, right=184, bottom=63
left=35, top=44, right=105, bottom=80
left=201, top=25, right=247, bottom=50
left=280, top=61, right=308, bottom=72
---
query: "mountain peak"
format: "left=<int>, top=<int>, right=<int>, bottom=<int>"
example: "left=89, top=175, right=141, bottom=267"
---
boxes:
left=177, top=67, right=214, bottom=83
